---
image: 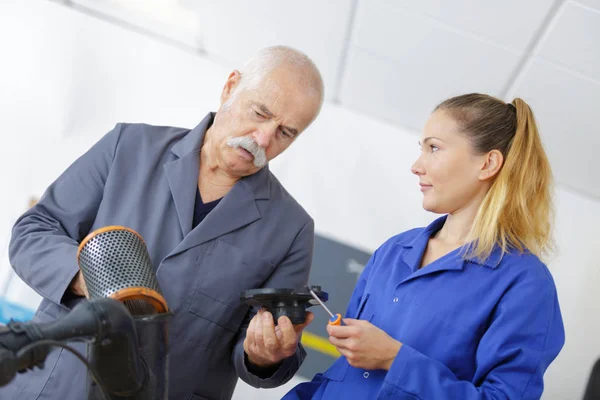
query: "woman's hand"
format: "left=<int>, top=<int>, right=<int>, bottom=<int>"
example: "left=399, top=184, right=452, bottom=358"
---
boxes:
left=327, top=318, right=401, bottom=370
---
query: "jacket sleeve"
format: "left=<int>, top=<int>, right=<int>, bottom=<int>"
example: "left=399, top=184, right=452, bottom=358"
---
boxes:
left=233, top=218, right=315, bottom=388
left=8, top=124, right=122, bottom=307
left=378, top=278, right=565, bottom=400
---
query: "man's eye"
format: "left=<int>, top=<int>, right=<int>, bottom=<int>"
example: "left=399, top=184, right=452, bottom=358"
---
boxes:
left=280, top=129, right=292, bottom=139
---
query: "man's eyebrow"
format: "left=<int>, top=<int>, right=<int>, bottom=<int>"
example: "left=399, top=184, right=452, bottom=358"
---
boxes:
left=254, top=102, right=298, bottom=136
left=256, top=103, right=274, bottom=118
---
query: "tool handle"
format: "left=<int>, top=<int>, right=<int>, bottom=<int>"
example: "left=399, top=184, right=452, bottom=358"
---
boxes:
left=328, top=313, right=344, bottom=326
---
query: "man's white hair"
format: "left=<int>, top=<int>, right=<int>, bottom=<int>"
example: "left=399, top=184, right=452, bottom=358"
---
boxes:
left=226, top=45, right=324, bottom=111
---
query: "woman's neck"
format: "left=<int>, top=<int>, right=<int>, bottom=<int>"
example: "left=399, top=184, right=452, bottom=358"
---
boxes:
left=436, top=193, right=485, bottom=246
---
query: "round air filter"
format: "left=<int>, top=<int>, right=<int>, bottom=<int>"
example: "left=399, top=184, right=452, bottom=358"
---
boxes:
left=77, top=226, right=168, bottom=315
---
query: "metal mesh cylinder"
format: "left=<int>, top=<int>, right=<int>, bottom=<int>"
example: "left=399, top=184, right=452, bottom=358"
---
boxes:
left=77, top=226, right=168, bottom=314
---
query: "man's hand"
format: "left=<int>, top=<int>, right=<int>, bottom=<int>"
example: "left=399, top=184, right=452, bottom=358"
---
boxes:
left=244, top=308, right=314, bottom=368
left=327, top=318, right=401, bottom=370
left=69, top=271, right=89, bottom=298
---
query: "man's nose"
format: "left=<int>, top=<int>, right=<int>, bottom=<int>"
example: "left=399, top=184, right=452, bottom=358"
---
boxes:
left=252, top=125, right=277, bottom=148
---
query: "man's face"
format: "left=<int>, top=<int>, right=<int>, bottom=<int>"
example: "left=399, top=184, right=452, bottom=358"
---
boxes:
left=209, top=67, right=320, bottom=178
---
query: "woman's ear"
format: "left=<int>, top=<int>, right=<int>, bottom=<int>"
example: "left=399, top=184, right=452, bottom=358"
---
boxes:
left=479, top=149, right=504, bottom=181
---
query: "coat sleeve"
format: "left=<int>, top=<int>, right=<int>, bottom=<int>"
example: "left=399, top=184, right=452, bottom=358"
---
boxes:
left=232, top=218, right=315, bottom=388
left=378, top=278, right=565, bottom=400
left=8, top=124, right=122, bottom=307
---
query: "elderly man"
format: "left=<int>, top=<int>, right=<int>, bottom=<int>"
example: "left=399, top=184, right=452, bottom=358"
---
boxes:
left=1, top=45, right=324, bottom=400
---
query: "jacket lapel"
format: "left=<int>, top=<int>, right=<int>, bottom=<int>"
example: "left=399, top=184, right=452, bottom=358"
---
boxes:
left=169, top=177, right=262, bottom=257
left=164, top=152, right=200, bottom=238
left=163, top=114, right=213, bottom=238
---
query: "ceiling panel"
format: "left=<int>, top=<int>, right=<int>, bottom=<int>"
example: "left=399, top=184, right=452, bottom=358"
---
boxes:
left=65, top=0, right=353, bottom=100
left=378, top=0, right=557, bottom=51
left=340, top=1, right=521, bottom=131
left=513, top=58, right=600, bottom=199
left=573, top=0, right=600, bottom=12
left=538, top=1, right=600, bottom=82
left=64, top=0, right=352, bottom=98
left=71, top=0, right=202, bottom=48
left=193, top=0, right=353, bottom=100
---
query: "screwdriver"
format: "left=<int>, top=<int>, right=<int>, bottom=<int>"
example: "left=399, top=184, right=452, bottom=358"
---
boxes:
left=308, top=287, right=344, bottom=326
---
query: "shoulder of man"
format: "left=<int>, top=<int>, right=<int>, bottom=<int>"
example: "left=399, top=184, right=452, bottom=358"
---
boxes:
left=102, top=122, right=195, bottom=163
left=115, top=122, right=190, bottom=143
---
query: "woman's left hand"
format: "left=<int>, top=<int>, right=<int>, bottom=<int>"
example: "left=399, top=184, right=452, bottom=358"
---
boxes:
left=327, top=318, right=402, bottom=370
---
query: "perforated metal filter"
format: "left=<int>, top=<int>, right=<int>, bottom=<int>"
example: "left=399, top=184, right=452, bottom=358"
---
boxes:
left=77, top=227, right=167, bottom=314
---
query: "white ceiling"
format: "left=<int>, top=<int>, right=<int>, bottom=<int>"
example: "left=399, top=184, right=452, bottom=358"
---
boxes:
left=53, top=0, right=600, bottom=200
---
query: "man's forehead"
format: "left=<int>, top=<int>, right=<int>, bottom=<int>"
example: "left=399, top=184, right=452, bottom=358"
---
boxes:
left=249, top=87, right=318, bottom=127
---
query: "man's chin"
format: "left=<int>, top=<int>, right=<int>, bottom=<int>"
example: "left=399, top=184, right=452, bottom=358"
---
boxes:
left=226, top=163, right=261, bottom=177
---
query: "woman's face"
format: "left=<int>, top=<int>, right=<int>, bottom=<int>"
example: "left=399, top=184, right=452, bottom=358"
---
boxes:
left=411, top=110, right=494, bottom=215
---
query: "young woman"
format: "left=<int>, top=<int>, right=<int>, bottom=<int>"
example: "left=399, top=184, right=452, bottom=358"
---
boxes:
left=285, top=94, right=565, bottom=399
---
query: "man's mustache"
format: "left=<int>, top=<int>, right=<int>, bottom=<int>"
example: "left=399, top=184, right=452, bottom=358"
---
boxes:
left=226, top=136, right=268, bottom=168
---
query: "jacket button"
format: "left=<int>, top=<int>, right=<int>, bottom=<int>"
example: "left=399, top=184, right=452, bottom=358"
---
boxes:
left=393, top=297, right=399, bottom=303
left=363, top=372, right=369, bottom=378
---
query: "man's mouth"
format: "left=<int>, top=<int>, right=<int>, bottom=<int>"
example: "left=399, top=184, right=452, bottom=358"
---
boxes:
left=226, top=136, right=267, bottom=168
left=238, top=147, right=255, bottom=161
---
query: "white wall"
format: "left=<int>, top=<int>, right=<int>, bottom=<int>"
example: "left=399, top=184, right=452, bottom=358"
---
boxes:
left=0, top=1, right=598, bottom=398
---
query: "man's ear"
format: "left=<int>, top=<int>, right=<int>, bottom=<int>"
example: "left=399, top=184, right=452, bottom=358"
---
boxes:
left=220, top=70, right=241, bottom=106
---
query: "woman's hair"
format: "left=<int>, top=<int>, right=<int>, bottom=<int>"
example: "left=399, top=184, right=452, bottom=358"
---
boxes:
left=435, top=93, right=554, bottom=261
